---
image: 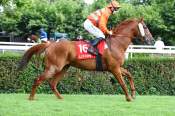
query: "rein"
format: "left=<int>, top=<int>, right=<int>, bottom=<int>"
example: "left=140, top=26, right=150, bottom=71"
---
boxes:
left=106, top=34, right=132, bottom=50
left=112, top=34, right=132, bottom=39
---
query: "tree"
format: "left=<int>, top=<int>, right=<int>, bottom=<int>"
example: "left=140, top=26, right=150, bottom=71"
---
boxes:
left=0, top=0, right=175, bottom=45
left=160, top=0, right=175, bottom=45
left=0, top=0, right=10, bottom=6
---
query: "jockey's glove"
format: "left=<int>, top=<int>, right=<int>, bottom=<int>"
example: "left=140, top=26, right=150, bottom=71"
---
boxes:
left=109, top=30, right=113, bottom=35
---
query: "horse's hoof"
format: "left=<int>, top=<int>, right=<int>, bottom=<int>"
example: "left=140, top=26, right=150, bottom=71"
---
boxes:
left=131, top=95, right=136, bottom=99
left=58, top=96, right=64, bottom=99
left=28, top=97, right=35, bottom=101
left=126, top=96, right=132, bottom=102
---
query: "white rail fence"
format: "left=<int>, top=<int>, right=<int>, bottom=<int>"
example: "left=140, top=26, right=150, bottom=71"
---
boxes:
left=0, top=42, right=175, bottom=58
left=0, top=42, right=36, bottom=53
left=125, top=45, right=175, bottom=59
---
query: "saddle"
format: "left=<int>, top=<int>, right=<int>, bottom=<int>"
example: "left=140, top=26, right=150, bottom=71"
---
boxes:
left=76, top=39, right=108, bottom=71
left=87, top=38, right=105, bottom=55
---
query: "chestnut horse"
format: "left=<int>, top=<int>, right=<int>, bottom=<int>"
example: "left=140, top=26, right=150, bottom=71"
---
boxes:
left=18, top=18, right=154, bottom=101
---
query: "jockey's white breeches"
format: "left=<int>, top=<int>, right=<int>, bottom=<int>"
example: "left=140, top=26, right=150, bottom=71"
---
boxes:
left=83, top=19, right=105, bottom=39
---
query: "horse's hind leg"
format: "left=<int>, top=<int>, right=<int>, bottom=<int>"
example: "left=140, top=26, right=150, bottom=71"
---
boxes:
left=121, top=67, right=136, bottom=99
left=29, top=68, right=55, bottom=100
left=49, top=66, right=69, bottom=99
left=29, top=73, right=46, bottom=100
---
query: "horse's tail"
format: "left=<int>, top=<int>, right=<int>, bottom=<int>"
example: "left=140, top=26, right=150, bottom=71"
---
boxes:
left=18, top=42, right=51, bottom=70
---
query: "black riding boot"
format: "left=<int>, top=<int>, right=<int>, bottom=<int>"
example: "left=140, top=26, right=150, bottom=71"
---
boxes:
left=87, top=37, right=104, bottom=55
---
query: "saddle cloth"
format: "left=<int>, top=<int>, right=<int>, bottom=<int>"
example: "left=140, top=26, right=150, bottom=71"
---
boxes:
left=76, top=40, right=108, bottom=60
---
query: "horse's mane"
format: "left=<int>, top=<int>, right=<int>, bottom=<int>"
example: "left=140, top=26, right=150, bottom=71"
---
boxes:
left=112, top=18, right=138, bottom=34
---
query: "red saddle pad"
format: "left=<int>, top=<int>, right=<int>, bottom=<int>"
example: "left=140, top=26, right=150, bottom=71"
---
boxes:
left=76, top=40, right=107, bottom=60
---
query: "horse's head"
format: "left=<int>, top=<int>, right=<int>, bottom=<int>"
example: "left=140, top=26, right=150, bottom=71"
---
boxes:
left=136, top=18, right=155, bottom=45
left=111, top=18, right=154, bottom=45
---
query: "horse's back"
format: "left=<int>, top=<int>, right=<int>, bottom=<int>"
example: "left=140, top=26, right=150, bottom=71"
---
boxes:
left=45, top=40, right=77, bottom=63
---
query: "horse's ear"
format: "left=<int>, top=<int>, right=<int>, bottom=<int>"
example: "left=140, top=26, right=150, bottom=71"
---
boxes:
left=140, top=17, right=144, bottom=22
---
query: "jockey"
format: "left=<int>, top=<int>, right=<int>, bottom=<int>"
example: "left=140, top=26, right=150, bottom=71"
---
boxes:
left=39, top=28, right=48, bottom=43
left=83, top=0, right=121, bottom=54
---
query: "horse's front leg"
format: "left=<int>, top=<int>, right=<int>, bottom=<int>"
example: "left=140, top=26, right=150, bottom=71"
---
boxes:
left=121, top=67, right=136, bottom=99
left=111, top=67, right=132, bottom=102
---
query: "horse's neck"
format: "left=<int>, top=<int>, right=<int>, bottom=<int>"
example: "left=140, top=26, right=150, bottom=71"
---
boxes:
left=109, top=20, right=139, bottom=55
left=110, top=33, right=132, bottom=52
left=111, top=22, right=137, bottom=51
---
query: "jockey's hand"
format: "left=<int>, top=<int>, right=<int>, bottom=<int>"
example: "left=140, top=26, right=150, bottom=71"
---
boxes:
left=108, top=30, right=113, bottom=35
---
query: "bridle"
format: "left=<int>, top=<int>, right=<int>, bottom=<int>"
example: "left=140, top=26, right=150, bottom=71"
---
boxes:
left=106, top=22, right=146, bottom=49
left=137, top=22, right=154, bottom=44
left=106, top=34, right=132, bottom=51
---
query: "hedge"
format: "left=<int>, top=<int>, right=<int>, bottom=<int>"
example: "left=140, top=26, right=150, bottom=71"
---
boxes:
left=0, top=55, right=175, bottom=95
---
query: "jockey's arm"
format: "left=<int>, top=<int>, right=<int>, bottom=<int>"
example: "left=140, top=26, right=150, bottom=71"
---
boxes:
left=98, top=14, right=111, bottom=35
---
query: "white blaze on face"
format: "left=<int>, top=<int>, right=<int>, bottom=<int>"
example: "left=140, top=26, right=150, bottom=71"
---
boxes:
left=138, top=23, right=145, bottom=37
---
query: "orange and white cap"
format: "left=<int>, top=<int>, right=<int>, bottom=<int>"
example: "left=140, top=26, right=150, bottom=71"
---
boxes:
left=107, top=0, right=121, bottom=9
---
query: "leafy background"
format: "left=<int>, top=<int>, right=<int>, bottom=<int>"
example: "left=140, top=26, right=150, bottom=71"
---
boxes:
left=0, top=0, right=175, bottom=44
left=0, top=55, right=174, bottom=95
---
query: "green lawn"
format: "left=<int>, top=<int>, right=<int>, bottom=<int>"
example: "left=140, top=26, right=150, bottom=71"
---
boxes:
left=0, top=94, right=175, bottom=116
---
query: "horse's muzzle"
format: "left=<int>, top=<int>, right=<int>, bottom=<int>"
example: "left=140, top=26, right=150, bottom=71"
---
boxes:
left=144, top=37, right=155, bottom=45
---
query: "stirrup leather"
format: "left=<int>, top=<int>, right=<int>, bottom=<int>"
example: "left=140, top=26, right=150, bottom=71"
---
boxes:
left=87, top=46, right=98, bottom=55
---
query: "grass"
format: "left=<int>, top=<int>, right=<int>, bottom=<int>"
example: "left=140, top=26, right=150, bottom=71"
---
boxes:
left=0, top=94, right=175, bottom=116
left=0, top=51, right=22, bottom=57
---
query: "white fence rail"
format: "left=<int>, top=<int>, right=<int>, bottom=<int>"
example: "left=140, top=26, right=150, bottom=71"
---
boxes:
left=0, top=42, right=175, bottom=58
left=126, top=45, right=175, bottom=54
left=125, top=45, right=175, bottom=59
left=0, top=42, right=36, bottom=53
